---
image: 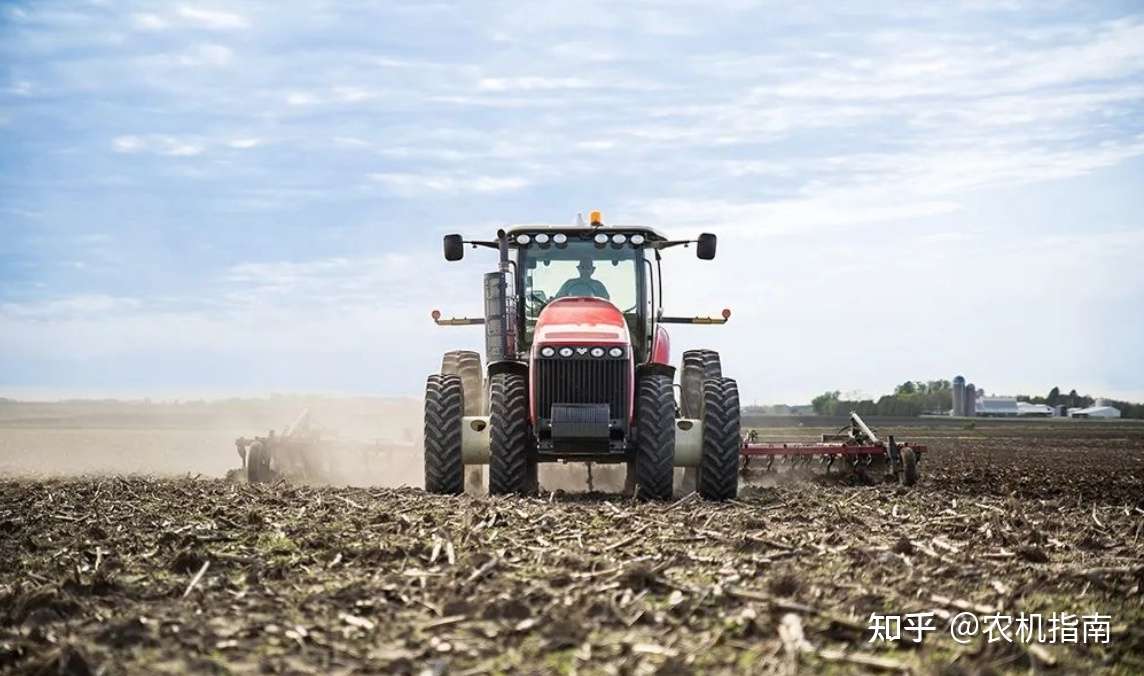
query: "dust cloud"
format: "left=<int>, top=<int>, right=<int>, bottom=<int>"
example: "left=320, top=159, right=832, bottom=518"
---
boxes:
left=0, top=397, right=423, bottom=486
left=0, top=397, right=635, bottom=493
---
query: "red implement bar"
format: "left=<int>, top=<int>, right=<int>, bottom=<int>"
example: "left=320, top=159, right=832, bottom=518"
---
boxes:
left=741, top=442, right=927, bottom=457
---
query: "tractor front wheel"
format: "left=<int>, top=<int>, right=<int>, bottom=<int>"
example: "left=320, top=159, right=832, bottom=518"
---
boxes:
left=424, top=374, right=465, bottom=494
left=634, top=374, right=675, bottom=500
left=699, top=377, right=740, bottom=501
left=489, top=373, right=536, bottom=496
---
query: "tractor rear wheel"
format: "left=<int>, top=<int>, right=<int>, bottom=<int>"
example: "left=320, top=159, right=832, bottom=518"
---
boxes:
left=681, top=349, right=722, bottom=418
left=634, top=374, right=676, bottom=500
left=424, top=374, right=465, bottom=494
left=442, top=350, right=484, bottom=416
left=699, top=377, right=740, bottom=501
left=898, top=447, right=918, bottom=487
left=246, top=440, right=273, bottom=484
left=489, top=373, right=536, bottom=496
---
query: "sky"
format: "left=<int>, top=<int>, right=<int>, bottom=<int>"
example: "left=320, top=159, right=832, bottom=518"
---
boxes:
left=1, top=1, right=1143, bottom=405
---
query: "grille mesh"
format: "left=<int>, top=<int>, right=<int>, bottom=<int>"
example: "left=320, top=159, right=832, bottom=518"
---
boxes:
left=536, top=357, right=628, bottom=421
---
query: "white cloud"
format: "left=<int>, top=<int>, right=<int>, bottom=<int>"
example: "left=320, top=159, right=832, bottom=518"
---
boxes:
left=111, top=135, right=204, bottom=157
left=286, top=91, right=319, bottom=106
left=1, top=295, right=141, bottom=320
left=369, top=173, right=530, bottom=196
left=131, top=13, right=168, bottom=31
left=175, top=5, right=249, bottom=30
left=226, top=138, right=262, bottom=149
left=176, top=43, right=233, bottom=67
left=477, top=77, right=593, bottom=92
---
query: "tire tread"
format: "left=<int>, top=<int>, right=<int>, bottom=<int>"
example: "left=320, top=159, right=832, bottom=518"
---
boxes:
left=424, top=374, right=465, bottom=494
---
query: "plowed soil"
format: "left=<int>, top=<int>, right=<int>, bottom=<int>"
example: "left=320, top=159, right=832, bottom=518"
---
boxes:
left=2, top=422, right=1143, bottom=674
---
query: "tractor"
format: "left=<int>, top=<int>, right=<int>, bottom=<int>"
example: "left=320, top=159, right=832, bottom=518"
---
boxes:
left=423, top=212, right=738, bottom=500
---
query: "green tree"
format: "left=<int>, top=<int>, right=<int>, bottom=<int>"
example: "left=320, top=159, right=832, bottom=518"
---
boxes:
left=812, top=391, right=840, bottom=415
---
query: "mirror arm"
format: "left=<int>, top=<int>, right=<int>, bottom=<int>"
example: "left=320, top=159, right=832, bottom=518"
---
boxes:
left=654, top=239, right=694, bottom=250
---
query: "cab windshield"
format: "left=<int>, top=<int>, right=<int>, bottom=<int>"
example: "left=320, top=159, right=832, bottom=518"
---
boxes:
left=518, top=239, right=643, bottom=340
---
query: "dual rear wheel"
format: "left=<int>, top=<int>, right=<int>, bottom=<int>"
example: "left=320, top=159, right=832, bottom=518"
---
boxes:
left=424, top=360, right=537, bottom=496
left=633, top=355, right=740, bottom=502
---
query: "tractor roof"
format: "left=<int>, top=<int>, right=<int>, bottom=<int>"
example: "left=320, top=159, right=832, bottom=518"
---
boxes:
left=504, top=224, right=669, bottom=241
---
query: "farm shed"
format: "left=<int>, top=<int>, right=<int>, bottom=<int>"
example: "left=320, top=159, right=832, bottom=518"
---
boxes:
left=1070, top=405, right=1121, bottom=418
left=976, top=397, right=1020, bottom=417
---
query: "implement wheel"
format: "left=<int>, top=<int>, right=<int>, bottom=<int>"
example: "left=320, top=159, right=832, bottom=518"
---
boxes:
left=898, top=447, right=919, bottom=487
left=247, top=440, right=273, bottom=484
left=699, top=377, right=740, bottom=501
left=681, top=349, right=722, bottom=418
left=634, top=374, right=675, bottom=501
left=424, top=374, right=465, bottom=495
left=489, top=373, right=536, bottom=496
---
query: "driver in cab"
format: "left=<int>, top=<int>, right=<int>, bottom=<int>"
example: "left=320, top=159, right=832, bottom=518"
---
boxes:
left=555, top=259, right=610, bottom=300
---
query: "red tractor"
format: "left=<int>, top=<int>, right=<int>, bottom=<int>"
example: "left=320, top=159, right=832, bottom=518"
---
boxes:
left=424, top=213, right=739, bottom=500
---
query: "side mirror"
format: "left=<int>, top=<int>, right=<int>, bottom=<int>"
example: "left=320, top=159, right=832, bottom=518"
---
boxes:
left=697, top=233, right=717, bottom=260
left=443, top=234, right=464, bottom=261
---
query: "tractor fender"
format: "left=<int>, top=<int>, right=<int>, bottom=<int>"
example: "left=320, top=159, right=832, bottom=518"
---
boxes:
left=650, top=325, right=671, bottom=365
left=487, top=359, right=528, bottom=379
left=636, top=362, right=676, bottom=380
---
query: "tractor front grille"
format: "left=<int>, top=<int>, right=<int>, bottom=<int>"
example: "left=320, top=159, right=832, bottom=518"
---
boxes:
left=536, top=356, right=628, bottom=422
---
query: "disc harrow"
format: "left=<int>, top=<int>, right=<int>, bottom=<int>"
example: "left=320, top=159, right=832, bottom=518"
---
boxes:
left=740, top=412, right=925, bottom=486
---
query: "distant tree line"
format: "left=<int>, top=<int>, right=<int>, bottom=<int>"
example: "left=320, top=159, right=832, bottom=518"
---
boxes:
left=1017, top=387, right=1144, bottom=419
left=811, top=380, right=953, bottom=417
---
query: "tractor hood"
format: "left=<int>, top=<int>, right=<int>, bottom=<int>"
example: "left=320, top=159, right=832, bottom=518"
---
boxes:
left=533, top=297, right=630, bottom=346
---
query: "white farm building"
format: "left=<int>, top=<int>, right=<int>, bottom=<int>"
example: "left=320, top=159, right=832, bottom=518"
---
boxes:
left=1069, top=402, right=1121, bottom=419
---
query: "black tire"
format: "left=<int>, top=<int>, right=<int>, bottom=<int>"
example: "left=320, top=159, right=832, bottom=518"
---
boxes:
left=699, top=377, right=740, bottom=501
left=899, top=447, right=918, bottom=487
left=424, top=374, right=465, bottom=495
left=489, top=373, right=535, bottom=496
left=681, top=349, right=722, bottom=418
left=246, top=440, right=273, bottom=484
left=441, top=350, right=484, bottom=416
left=634, top=375, right=676, bottom=500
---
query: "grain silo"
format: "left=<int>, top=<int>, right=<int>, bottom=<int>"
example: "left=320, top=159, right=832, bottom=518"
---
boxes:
left=952, top=376, right=966, bottom=416
left=965, top=384, right=977, bottom=417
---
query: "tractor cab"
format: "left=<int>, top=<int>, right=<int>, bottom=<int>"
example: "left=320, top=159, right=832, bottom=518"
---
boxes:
left=508, top=224, right=666, bottom=362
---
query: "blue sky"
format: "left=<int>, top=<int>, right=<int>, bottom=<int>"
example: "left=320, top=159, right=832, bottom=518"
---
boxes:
left=1, top=1, right=1142, bottom=403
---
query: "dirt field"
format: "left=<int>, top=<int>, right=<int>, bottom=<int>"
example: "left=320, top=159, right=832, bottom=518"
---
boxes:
left=2, top=421, right=1143, bottom=674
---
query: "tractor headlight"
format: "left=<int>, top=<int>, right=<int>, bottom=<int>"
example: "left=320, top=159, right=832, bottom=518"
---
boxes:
left=590, top=347, right=605, bottom=358
left=558, top=347, right=574, bottom=358
left=608, top=347, right=624, bottom=358
left=515, top=234, right=530, bottom=245
left=540, top=346, right=555, bottom=357
left=553, top=233, right=568, bottom=245
left=593, top=233, right=608, bottom=245
left=611, top=234, right=626, bottom=245
left=630, top=234, right=645, bottom=246
left=534, top=233, right=550, bottom=245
